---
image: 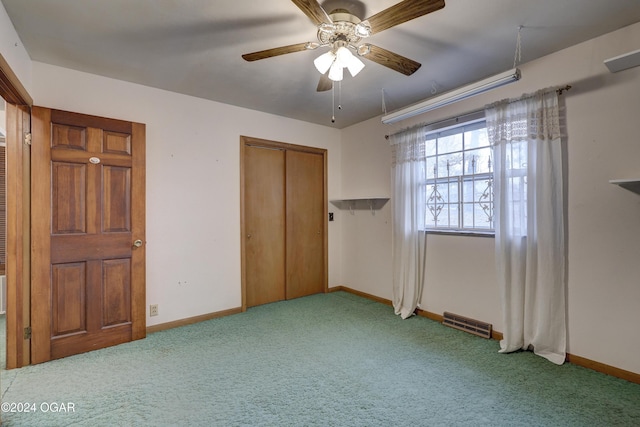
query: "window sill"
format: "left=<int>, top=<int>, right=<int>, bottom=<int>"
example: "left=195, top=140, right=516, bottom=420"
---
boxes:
left=423, top=230, right=495, bottom=238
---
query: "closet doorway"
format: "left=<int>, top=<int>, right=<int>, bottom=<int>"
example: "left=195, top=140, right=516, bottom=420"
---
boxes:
left=240, top=136, right=327, bottom=309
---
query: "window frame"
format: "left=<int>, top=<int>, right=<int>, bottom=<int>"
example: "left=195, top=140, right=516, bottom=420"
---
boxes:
left=422, top=116, right=494, bottom=236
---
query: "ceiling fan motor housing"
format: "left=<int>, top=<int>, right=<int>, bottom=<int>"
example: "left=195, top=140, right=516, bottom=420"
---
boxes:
left=318, top=10, right=370, bottom=51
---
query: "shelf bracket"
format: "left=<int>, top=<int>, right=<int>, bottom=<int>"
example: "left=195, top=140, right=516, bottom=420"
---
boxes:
left=329, top=197, right=390, bottom=215
left=609, top=179, right=640, bottom=195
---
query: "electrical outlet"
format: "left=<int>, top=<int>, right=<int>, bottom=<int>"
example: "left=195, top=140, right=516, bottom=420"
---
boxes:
left=150, top=304, right=159, bottom=317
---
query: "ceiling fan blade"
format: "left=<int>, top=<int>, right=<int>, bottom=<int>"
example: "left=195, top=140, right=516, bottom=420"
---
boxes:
left=359, top=44, right=421, bottom=76
left=363, top=0, right=445, bottom=35
left=242, top=42, right=311, bottom=61
left=316, top=71, right=333, bottom=92
left=291, top=0, right=333, bottom=26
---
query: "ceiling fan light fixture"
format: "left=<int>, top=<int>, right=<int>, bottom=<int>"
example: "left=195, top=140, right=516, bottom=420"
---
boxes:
left=335, top=46, right=353, bottom=65
left=355, top=21, right=372, bottom=38
left=328, top=62, right=344, bottom=81
left=314, top=51, right=336, bottom=74
left=357, top=44, right=371, bottom=56
left=318, top=23, right=335, bottom=34
left=345, top=54, right=365, bottom=77
left=334, top=46, right=365, bottom=77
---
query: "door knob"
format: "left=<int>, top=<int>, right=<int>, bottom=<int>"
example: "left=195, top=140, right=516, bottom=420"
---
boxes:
left=133, top=239, right=143, bottom=248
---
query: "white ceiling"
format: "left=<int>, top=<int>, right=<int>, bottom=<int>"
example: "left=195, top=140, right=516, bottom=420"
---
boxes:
left=3, top=0, right=640, bottom=128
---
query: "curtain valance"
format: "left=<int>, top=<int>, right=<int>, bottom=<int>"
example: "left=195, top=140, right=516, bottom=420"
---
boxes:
left=486, top=89, right=564, bottom=144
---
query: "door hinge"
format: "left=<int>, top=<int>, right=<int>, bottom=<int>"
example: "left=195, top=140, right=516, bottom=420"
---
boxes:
left=24, top=326, right=32, bottom=340
left=24, top=132, right=32, bottom=145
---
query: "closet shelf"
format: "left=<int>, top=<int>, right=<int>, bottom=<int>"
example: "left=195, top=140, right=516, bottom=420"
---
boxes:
left=330, top=198, right=389, bottom=214
left=609, top=179, right=640, bottom=195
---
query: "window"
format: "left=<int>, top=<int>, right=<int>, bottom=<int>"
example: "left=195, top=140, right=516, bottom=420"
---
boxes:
left=424, top=121, right=493, bottom=233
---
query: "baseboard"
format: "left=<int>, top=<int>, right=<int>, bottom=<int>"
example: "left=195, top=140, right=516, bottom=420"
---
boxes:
left=566, top=353, right=640, bottom=384
left=146, top=306, right=243, bottom=334
left=329, top=286, right=393, bottom=307
left=415, top=308, right=443, bottom=322
left=334, top=285, right=639, bottom=384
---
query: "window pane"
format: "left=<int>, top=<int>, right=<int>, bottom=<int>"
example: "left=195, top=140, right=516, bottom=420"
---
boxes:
left=426, top=183, right=439, bottom=203
left=474, top=203, right=493, bottom=228
left=462, top=177, right=492, bottom=203
left=464, top=147, right=492, bottom=174
left=437, top=133, right=462, bottom=154
left=464, top=127, right=489, bottom=149
left=435, top=204, right=448, bottom=227
left=425, top=137, right=437, bottom=156
left=463, top=180, right=474, bottom=203
left=461, top=202, right=493, bottom=229
left=426, top=156, right=436, bottom=179
left=475, top=178, right=493, bottom=206
left=444, top=180, right=459, bottom=203
left=437, top=153, right=463, bottom=178
left=447, top=203, right=459, bottom=228
left=426, top=184, right=444, bottom=224
left=462, top=202, right=474, bottom=228
left=425, top=208, right=436, bottom=228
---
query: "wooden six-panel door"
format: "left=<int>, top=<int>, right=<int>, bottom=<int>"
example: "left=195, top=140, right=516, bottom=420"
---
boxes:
left=31, top=107, right=146, bottom=364
left=241, top=136, right=327, bottom=309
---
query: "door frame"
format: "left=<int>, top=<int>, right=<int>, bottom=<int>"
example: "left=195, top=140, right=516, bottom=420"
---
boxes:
left=239, top=135, right=328, bottom=312
left=0, top=53, right=33, bottom=368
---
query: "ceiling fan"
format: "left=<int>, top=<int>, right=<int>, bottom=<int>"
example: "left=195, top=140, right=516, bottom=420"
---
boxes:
left=242, top=0, right=446, bottom=91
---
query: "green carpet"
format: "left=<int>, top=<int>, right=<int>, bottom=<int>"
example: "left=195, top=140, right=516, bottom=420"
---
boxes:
left=1, top=292, right=639, bottom=426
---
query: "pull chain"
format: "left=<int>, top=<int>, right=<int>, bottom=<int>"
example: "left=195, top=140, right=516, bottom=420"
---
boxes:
left=513, top=26, right=523, bottom=68
left=331, top=83, right=335, bottom=123
left=338, top=80, right=342, bottom=110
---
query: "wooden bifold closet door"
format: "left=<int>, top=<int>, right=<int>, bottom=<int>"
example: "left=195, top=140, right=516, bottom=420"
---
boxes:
left=241, top=136, right=327, bottom=309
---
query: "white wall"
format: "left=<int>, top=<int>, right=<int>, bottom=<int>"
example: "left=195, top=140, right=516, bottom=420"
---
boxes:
left=338, top=117, right=393, bottom=299
left=31, top=62, right=342, bottom=326
left=340, top=22, right=640, bottom=375
left=0, top=1, right=32, bottom=95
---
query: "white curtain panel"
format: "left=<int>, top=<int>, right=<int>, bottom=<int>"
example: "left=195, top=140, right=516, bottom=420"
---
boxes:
left=390, top=126, right=428, bottom=319
left=486, top=90, right=566, bottom=365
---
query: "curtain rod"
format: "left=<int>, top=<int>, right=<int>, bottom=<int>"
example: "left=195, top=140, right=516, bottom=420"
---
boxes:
left=385, top=84, right=572, bottom=140
left=384, top=109, right=484, bottom=140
